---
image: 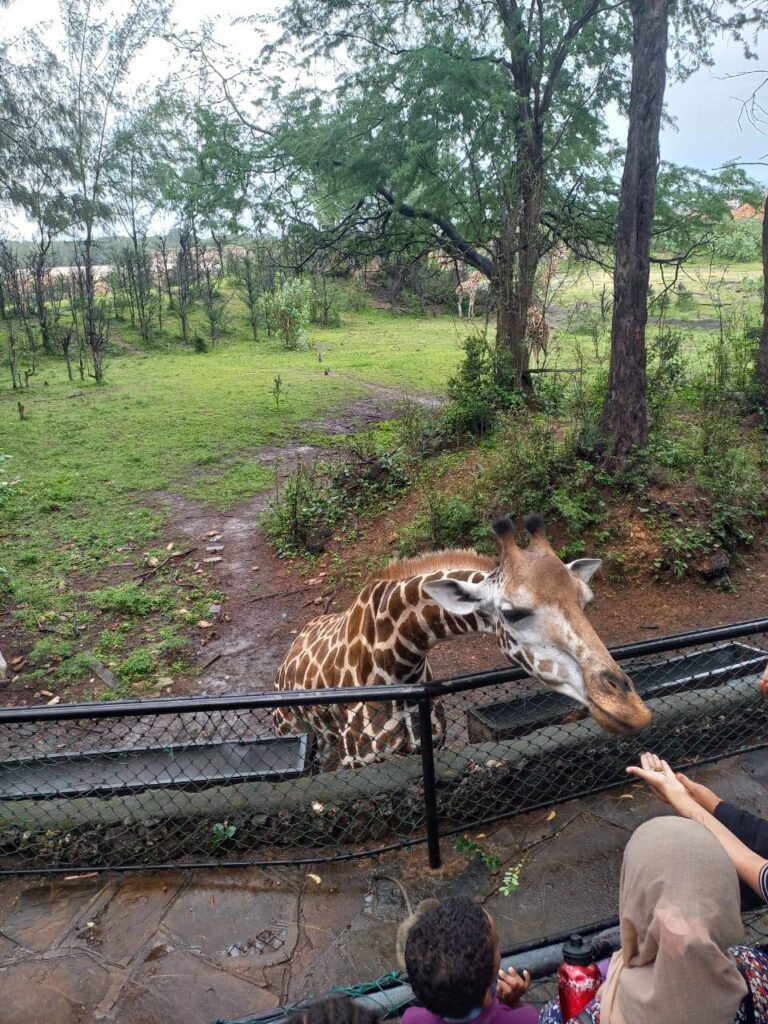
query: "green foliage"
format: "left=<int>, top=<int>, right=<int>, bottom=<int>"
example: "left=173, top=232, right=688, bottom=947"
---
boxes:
left=270, top=277, right=312, bottom=349
left=499, top=859, right=526, bottom=897
left=264, top=439, right=411, bottom=557
left=453, top=835, right=501, bottom=872
left=116, top=647, right=154, bottom=683
left=209, top=821, right=237, bottom=852
left=445, top=336, right=523, bottom=438
left=711, top=218, right=763, bottom=262
left=89, top=583, right=167, bottom=617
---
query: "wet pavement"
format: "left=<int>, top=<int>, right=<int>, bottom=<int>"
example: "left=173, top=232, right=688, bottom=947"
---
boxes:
left=1, top=751, right=767, bottom=1024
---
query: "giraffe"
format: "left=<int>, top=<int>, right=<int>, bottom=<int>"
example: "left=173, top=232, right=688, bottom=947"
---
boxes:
left=274, top=514, right=652, bottom=769
left=455, top=271, right=489, bottom=318
left=527, top=306, right=551, bottom=364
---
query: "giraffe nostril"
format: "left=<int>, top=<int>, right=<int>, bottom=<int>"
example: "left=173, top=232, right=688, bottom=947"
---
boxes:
left=602, top=669, right=631, bottom=693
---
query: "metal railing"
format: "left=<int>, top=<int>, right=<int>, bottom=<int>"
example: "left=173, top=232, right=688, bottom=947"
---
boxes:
left=0, top=618, right=767, bottom=874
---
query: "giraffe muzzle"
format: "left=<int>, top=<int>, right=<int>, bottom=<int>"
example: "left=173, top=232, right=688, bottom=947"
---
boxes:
left=587, top=669, right=653, bottom=736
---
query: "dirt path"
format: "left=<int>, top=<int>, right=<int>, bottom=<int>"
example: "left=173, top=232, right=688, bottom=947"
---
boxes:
left=157, top=389, right=441, bottom=696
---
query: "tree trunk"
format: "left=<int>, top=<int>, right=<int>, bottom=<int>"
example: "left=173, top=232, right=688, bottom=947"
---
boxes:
left=599, top=0, right=669, bottom=463
left=495, top=135, right=543, bottom=390
left=757, top=191, right=768, bottom=397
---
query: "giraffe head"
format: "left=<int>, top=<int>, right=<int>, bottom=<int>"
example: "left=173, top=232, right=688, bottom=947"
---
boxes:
left=423, top=514, right=651, bottom=736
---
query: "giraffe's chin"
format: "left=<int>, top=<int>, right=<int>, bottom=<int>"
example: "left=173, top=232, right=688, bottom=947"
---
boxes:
left=589, top=700, right=651, bottom=737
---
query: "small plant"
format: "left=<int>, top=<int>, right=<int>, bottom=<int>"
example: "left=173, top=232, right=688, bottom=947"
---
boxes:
left=498, top=859, right=526, bottom=896
left=453, top=834, right=501, bottom=872
left=209, top=821, right=237, bottom=852
left=271, top=373, right=286, bottom=411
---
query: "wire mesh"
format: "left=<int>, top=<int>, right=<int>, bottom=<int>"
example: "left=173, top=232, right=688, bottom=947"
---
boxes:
left=0, top=620, right=767, bottom=873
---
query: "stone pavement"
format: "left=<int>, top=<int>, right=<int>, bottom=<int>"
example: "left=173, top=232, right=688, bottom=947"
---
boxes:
left=2, top=751, right=768, bottom=1024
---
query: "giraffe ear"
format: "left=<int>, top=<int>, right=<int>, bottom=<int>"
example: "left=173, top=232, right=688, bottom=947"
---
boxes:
left=423, top=578, right=485, bottom=615
left=567, top=558, right=602, bottom=584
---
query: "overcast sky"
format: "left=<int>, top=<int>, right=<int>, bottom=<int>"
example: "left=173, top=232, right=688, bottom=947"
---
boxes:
left=3, top=0, right=768, bottom=238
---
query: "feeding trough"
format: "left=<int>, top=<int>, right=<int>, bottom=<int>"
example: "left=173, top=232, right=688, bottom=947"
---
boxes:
left=467, top=641, right=768, bottom=743
left=0, top=734, right=309, bottom=801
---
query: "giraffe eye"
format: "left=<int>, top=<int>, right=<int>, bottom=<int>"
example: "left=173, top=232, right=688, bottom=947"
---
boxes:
left=503, top=607, right=534, bottom=624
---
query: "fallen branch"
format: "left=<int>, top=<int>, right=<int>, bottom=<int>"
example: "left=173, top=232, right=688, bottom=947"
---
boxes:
left=134, top=547, right=197, bottom=584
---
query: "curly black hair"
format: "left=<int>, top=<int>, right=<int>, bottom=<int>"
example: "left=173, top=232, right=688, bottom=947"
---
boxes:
left=404, top=897, right=495, bottom=1018
left=286, top=994, right=382, bottom=1024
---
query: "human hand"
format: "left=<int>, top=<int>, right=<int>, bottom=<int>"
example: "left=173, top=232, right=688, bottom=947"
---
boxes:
left=676, top=773, right=721, bottom=814
left=625, top=752, right=699, bottom=817
left=496, top=966, right=532, bottom=1007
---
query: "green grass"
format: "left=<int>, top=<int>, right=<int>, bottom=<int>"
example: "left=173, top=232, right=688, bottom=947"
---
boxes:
left=0, top=295, right=467, bottom=692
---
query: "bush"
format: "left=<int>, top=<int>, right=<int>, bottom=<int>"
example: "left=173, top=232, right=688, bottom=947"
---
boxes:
left=711, top=218, right=762, bottom=262
left=444, top=335, right=523, bottom=439
left=269, top=277, right=312, bottom=349
left=263, top=441, right=411, bottom=557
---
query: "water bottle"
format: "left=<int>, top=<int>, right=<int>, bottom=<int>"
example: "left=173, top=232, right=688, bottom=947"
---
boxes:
left=557, top=933, right=602, bottom=1021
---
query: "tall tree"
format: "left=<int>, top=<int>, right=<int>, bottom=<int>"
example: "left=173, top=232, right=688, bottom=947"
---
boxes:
left=56, top=0, right=169, bottom=380
left=598, top=0, right=670, bottom=461
left=263, top=1, right=632, bottom=386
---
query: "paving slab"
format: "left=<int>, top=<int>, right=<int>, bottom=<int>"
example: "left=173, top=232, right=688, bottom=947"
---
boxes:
left=486, top=812, right=629, bottom=947
left=1, top=951, right=112, bottom=1024
left=161, top=868, right=300, bottom=986
left=0, top=876, right=107, bottom=951
left=66, top=871, right=186, bottom=967
left=117, top=949, right=279, bottom=1024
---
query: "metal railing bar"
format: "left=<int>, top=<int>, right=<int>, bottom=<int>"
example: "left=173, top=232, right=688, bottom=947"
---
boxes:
left=1, top=617, right=766, bottom=724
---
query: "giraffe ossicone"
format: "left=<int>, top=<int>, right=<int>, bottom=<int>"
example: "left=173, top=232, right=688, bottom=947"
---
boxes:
left=274, top=513, right=651, bottom=769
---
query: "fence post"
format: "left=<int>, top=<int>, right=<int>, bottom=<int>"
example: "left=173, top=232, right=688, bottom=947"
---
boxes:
left=418, top=696, right=442, bottom=869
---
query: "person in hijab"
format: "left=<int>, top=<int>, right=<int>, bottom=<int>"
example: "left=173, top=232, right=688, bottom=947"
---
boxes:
left=538, top=817, right=768, bottom=1024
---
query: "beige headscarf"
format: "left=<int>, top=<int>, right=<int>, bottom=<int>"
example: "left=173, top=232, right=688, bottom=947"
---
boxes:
left=600, top=816, right=747, bottom=1024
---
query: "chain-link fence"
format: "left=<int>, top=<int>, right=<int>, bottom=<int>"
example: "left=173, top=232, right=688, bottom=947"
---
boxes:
left=1, top=618, right=767, bottom=873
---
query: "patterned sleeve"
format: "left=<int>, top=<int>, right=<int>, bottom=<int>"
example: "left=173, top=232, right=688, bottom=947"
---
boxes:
left=730, top=945, right=768, bottom=1022
left=537, top=997, right=601, bottom=1024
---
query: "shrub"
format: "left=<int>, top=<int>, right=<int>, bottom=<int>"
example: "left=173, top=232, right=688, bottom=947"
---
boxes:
left=711, top=218, right=762, bottom=262
left=263, top=441, right=411, bottom=557
left=444, top=335, right=523, bottom=439
left=270, top=277, right=312, bottom=349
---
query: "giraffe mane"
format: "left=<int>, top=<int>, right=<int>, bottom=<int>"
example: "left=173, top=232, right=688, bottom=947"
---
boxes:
left=368, top=549, right=496, bottom=582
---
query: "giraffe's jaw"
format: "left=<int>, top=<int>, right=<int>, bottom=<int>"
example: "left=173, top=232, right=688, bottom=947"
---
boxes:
left=588, top=697, right=653, bottom=737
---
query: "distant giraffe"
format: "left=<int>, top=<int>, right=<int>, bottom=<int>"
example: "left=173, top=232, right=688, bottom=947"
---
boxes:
left=527, top=306, right=551, bottom=364
left=273, top=514, right=651, bottom=769
left=455, top=271, right=489, bottom=318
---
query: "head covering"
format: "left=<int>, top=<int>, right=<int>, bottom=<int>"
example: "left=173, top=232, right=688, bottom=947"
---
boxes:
left=600, top=816, right=747, bottom=1024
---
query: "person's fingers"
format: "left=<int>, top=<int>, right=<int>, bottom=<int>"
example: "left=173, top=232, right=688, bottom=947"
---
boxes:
left=626, top=766, right=665, bottom=785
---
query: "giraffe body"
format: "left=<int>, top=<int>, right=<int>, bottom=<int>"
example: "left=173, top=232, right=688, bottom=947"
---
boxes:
left=274, top=554, right=493, bottom=768
left=455, top=272, right=489, bottom=318
left=275, top=517, right=653, bottom=769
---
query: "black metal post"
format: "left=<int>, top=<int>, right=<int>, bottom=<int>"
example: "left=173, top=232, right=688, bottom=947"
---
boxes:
left=418, top=696, right=441, bottom=869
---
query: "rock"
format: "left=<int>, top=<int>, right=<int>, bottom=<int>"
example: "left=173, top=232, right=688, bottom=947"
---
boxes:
left=694, top=549, right=731, bottom=582
left=205, top=545, right=224, bottom=553
left=208, top=603, right=222, bottom=617
left=0, top=650, right=8, bottom=682
left=202, top=556, right=223, bottom=564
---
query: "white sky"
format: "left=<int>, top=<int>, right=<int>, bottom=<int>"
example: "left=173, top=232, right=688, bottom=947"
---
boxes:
left=3, top=0, right=768, bottom=238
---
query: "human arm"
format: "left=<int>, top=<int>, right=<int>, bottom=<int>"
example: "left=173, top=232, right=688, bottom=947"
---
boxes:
left=626, top=753, right=768, bottom=900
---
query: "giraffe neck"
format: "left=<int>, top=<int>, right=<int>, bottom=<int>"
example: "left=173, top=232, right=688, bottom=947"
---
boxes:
left=364, top=569, right=496, bottom=682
